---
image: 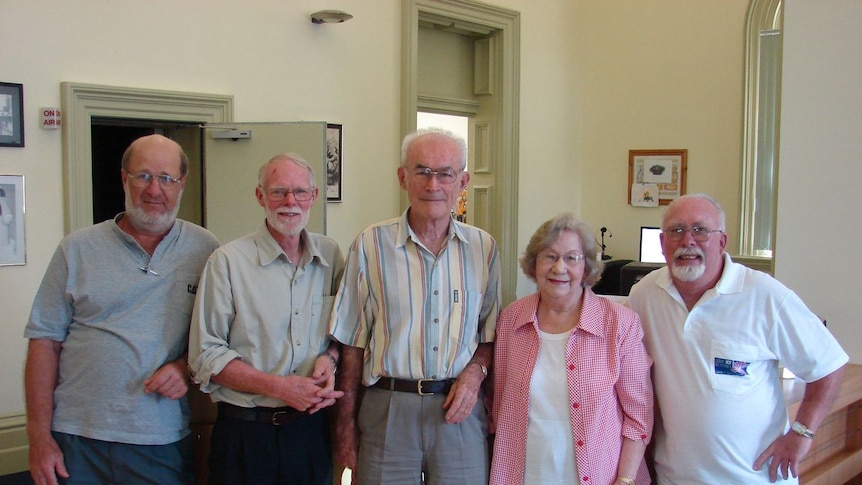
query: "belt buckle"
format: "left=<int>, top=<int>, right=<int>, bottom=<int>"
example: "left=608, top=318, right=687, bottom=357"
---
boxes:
left=271, top=411, right=288, bottom=425
left=417, top=379, right=434, bottom=396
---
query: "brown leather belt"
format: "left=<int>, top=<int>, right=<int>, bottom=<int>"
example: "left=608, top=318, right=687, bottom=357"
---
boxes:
left=217, top=402, right=307, bottom=426
left=373, top=376, right=455, bottom=395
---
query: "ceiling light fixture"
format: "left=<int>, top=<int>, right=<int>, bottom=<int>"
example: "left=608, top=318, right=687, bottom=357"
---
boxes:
left=310, top=10, right=353, bottom=24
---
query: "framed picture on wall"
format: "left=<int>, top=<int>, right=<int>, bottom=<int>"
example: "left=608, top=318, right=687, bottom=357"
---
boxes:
left=628, top=149, right=687, bottom=206
left=0, top=82, right=25, bottom=148
left=0, top=175, right=26, bottom=266
left=326, top=123, right=343, bottom=202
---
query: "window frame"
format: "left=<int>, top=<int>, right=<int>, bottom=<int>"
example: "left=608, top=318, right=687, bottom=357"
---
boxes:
left=739, top=0, right=783, bottom=265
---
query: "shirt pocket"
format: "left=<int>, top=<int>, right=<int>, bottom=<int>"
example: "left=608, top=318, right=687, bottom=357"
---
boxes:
left=709, top=339, right=759, bottom=395
left=454, top=289, right=484, bottom=325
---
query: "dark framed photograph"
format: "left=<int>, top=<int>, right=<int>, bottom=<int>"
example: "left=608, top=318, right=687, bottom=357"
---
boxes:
left=628, top=149, right=687, bottom=206
left=0, top=175, right=26, bottom=266
left=326, top=123, right=343, bottom=202
left=0, top=83, right=25, bottom=148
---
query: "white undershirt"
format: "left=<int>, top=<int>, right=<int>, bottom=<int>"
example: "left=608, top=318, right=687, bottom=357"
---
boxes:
left=524, top=327, right=578, bottom=485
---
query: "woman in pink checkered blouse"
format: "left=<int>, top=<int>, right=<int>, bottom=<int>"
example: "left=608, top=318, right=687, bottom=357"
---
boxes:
left=490, top=213, right=654, bottom=485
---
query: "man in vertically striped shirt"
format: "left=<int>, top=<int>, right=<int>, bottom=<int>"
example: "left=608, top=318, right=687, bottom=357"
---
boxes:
left=329, top=128, right=501, bottom=485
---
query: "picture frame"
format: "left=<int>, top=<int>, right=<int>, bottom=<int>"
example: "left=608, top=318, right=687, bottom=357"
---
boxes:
left=628, top=149, right=687, bottom=206
left=0, top=82, right=25, bottom=148
left=326, top=123, right=343, bottom=202
left=0, top=175, right=26, bottom=266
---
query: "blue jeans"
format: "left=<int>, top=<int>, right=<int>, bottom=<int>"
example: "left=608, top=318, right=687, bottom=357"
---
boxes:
left=52, top=432, right=194, bottom=485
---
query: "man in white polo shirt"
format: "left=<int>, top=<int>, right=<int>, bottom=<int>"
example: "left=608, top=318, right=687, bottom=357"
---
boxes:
left=628, top=193, right=847, bottom=484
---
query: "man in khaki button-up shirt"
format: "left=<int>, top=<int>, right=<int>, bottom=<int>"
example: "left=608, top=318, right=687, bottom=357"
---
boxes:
left=189, top=153, right=344, bottom=485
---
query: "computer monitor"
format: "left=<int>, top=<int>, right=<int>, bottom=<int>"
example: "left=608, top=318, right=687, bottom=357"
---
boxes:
left=639, top=226, right=665, bottom=263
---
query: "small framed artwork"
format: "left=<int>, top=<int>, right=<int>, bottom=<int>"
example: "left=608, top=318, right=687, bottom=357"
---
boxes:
left=628, top=149, right=687, bottom=206
left=0, top=175, right=26, bottom=266
left=326, top=123, right=343, bottom=202
left=0, top=83, right=25, bottom=148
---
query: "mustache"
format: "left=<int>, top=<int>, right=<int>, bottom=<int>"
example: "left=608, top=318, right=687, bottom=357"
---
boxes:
left=673, top=247, right=704, bottom=259
left=275, top=208, right=302, bottom=216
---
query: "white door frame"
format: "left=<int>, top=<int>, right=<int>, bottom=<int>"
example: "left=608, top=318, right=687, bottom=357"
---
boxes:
left=61, top=82, right=233, bottom=233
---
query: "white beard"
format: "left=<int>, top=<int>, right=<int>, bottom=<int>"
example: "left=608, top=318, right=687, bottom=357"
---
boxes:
left=671, top=247, right=706, bottom=282
left=671, top=261, right=706, bottom=282
left=124, top=189, right=181, bottom=234
left=266, top=205, right=309, bottom=237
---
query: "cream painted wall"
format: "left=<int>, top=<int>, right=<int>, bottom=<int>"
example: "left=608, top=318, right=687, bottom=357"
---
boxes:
left=496, top=0, right=585, bottom=297
left=577, top=0, right=748, bottom=262
left=776, top=0, right=862, bottom=362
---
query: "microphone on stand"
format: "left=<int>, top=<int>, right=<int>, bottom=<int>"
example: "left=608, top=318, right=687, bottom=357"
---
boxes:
left=599, top=227, right=612, bottom=260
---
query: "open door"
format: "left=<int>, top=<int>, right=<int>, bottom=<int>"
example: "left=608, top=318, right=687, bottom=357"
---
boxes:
left=197, top=122, right=328, bottom=244
left=175, top=121, right=329, bottom=485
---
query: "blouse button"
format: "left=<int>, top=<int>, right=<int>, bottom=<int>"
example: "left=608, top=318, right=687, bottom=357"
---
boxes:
left=572, top=402, right=579, bottom=409
left=568, top=364, right=575, bottom=370
left=582, top=476, right=590, bottom=481
left=577, top=440, right=584, bottom=447
left=641, top=434, right=647, bottom=439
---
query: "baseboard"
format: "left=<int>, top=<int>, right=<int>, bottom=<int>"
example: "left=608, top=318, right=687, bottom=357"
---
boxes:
left=0, top=414, right=28, bottom=476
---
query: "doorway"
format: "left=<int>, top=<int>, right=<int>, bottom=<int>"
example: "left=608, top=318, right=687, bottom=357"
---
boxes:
left=402, top=0, right=520, bottom=304
left=90, top=119, right=205, bottom=226
left=61, top=82, right=233, bottom=234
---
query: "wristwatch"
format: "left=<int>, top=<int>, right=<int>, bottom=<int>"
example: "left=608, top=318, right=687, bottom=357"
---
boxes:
left=791, top=421, right=815, bottom=438
left=470, top=361, right=488, bottom=379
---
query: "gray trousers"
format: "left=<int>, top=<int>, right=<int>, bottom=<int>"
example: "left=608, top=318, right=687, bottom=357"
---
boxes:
left=355, top=386, right=489, bottom=485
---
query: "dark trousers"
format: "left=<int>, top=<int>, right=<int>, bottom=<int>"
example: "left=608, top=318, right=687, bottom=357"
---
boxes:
left=208, top=409, right=332, bottom=485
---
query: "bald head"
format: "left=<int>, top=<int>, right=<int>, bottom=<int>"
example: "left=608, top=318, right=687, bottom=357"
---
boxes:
left=121, top=135, right=189, bottom=177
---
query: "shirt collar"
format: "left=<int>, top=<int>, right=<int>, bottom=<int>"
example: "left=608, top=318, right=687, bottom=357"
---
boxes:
left=713, top=252, right=744, bottom=295
left=512, top=290, right=607, bottom=338
left=253, top=223, right=330, bottom=268
left=577, top=290, right=610, bottom=338
left=658, top=252, right=742, bottom=299
left=395, top=208, right=467, bottom=249
left=111, top=212, right=181, bottom=252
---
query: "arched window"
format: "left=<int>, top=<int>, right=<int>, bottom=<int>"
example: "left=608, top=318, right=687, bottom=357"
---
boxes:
left=740, top=0, right=782, bottom=263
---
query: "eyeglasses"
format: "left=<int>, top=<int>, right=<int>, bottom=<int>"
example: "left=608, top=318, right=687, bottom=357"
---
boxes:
left=262, top=187, right=315, bottom=202
left=126, top=171, right=183, bottom=189
left=411, top=167, right=460, bottom=185
left=663, top=225, right=724, bottom=242
left=538, top=250, right=585, bottom=266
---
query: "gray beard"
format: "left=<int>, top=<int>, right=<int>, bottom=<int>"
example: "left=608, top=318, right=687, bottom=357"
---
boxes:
left=266, top=208, right=308, bottom=237
left=671, top=261, right=706, bottom=282
left=124, top=190, right=181, bottom=234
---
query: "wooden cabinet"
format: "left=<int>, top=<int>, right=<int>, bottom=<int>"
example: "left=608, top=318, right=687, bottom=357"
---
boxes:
left=785, top=364, right=862, bottom=484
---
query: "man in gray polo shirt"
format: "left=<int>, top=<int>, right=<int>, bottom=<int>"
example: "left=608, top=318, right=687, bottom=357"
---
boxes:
left=24, top=134, right=219, bottom=485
